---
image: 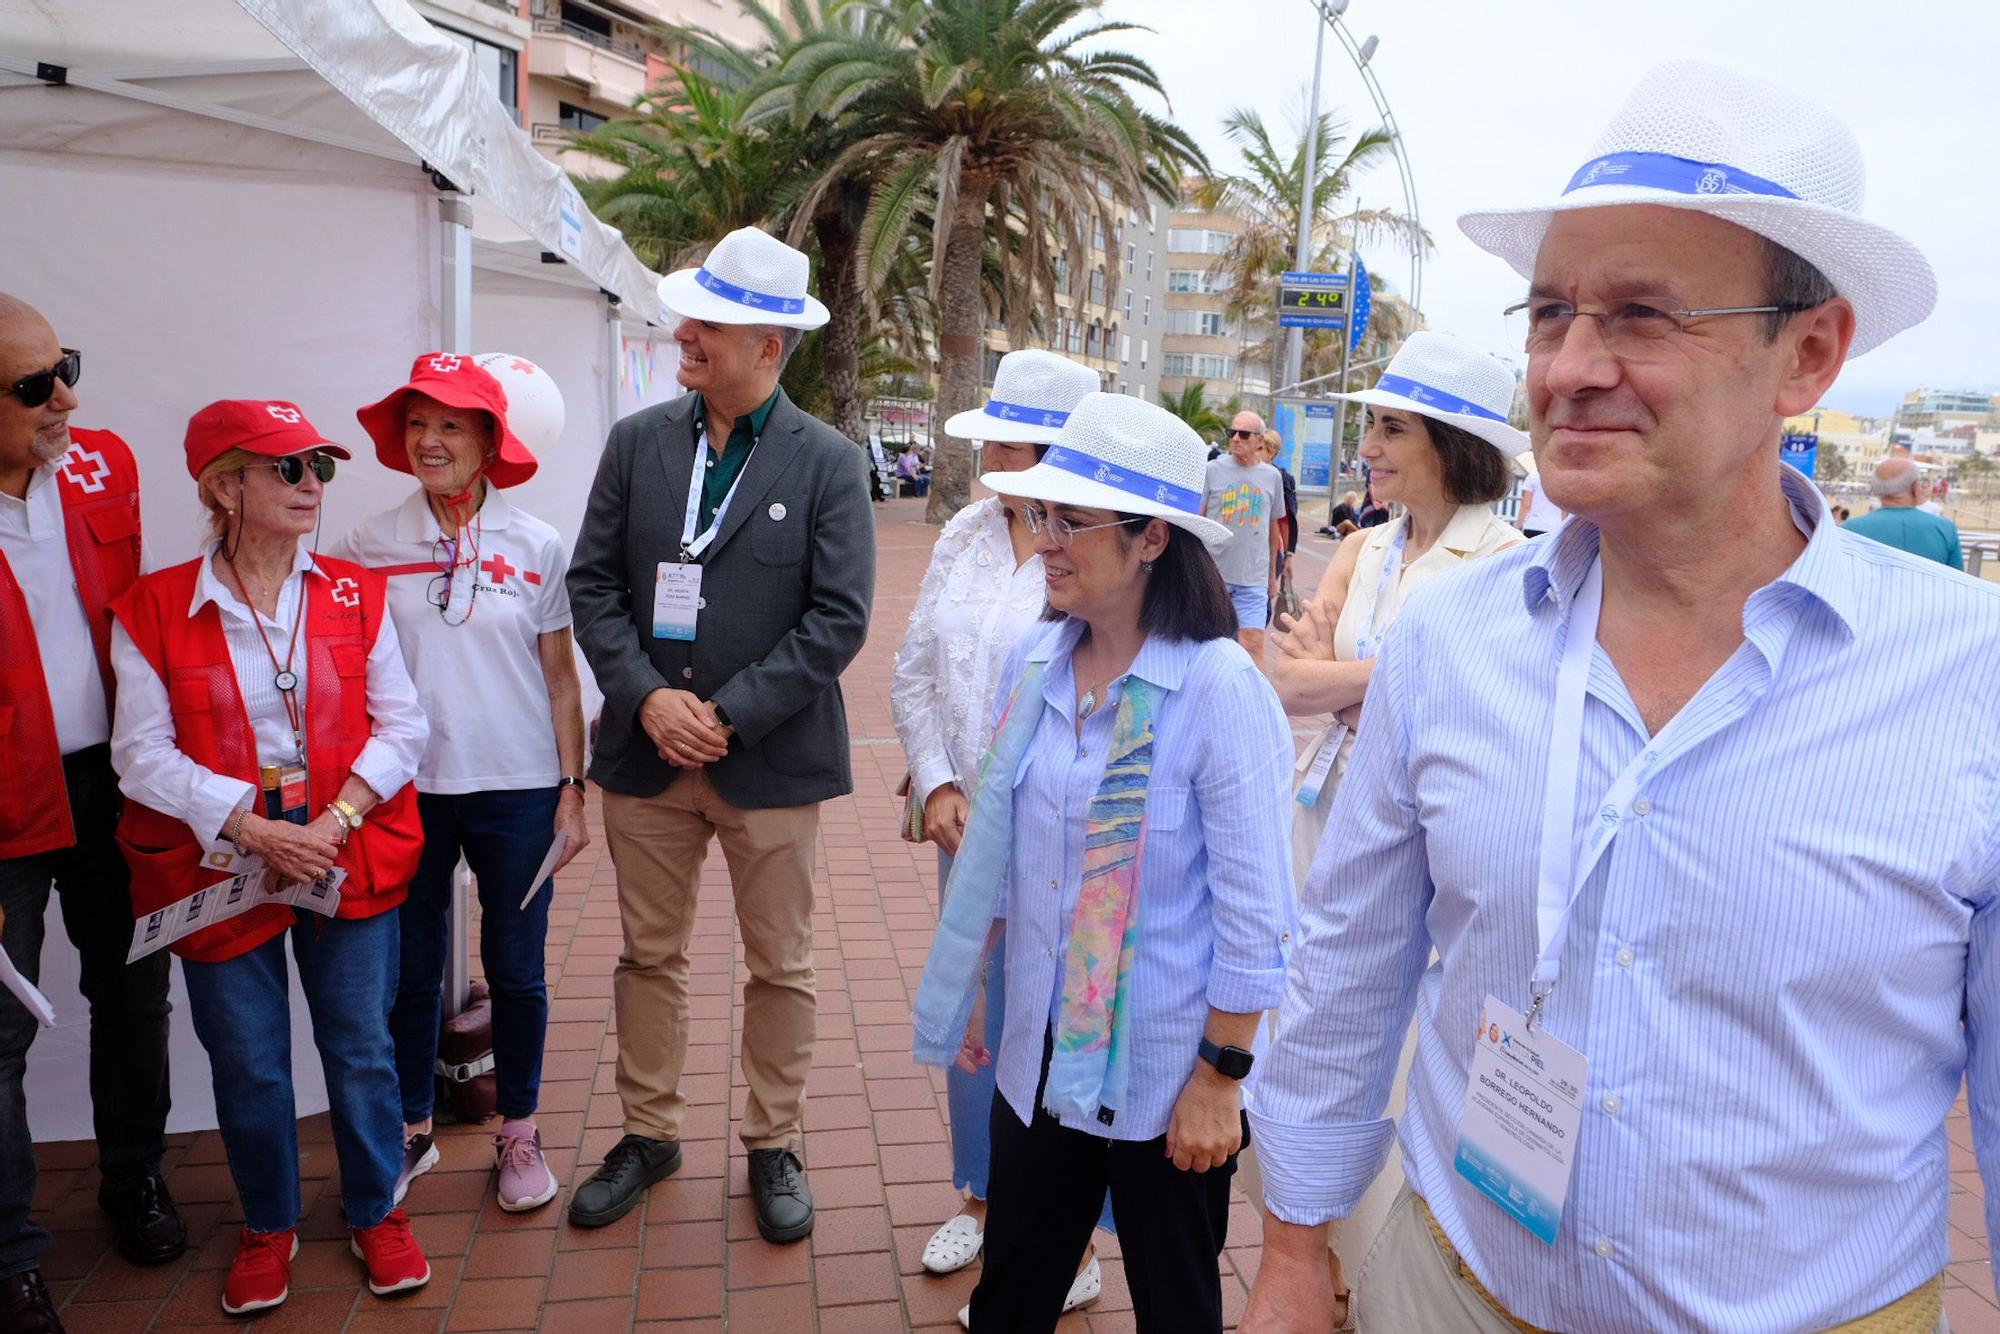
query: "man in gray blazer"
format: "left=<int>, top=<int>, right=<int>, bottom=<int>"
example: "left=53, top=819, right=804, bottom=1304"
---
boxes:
left=566, top=229, right=874, bottom=1242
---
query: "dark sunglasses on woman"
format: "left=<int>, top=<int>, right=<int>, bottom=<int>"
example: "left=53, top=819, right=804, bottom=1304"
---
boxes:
left=8, top=349, right=80, bottom=408
left=255, top=453, right=339, bottom=486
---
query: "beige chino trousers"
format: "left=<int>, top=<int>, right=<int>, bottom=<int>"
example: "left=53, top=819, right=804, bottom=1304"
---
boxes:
left=602, top=769, right=819, bottom=1151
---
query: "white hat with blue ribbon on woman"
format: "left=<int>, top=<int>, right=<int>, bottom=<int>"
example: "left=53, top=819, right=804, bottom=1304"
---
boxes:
left=657, top=226, right=830, bottom=330
left=981, top=391, right=1231, bottom=549
left=943, top=349, right=1100, bottom=445
left=1329, top=330, right=1529, bottom=461
left=1457, top=60, right=1936, bottom=357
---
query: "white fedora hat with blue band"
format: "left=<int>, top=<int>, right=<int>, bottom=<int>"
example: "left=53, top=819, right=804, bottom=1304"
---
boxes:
left=658, top=226, right=830, bottom=330
left=1457, top=60, right=1936, bottom=357
left=981, top=392, right=1231, bottom=549
left=943, top=349, right=1100, bottom=445
left=1330, top=330, right=1529, bottom=461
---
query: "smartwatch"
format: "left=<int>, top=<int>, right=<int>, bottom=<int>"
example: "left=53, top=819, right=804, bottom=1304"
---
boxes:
left=710, top=701, right=733, bottom=729
left=1197, top=1036, right=1254, bottom=1081
left=556, top=776, right=588, bottom=796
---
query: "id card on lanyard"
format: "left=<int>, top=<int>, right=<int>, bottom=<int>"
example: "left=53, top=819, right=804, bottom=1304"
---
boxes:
left=654, top=429, right=754, bottom=642
left=1454, top=557, right=1684, bottom=1244
left=1296, top=521, right=1406, bottom=807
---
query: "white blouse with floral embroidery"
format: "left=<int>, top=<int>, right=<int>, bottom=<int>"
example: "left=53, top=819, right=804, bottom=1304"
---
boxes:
left=890, top=497, right=1047, bottom=806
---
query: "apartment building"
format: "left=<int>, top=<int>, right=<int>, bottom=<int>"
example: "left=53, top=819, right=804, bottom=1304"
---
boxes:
left=1157, top=202, right=1268, bottom=414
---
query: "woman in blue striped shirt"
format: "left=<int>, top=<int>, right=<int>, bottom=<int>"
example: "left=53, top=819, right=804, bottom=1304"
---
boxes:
left=911, top=393, right=1295, bottom=1333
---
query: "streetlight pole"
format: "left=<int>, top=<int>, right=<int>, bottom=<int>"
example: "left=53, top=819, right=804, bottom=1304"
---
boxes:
left=1280, top=1, right=1328, bottom=400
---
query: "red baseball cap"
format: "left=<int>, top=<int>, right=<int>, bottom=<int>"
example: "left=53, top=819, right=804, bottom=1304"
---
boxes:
left=183, top=400, right=352, bottom=480
left=356, top=353, right=538, bottom=489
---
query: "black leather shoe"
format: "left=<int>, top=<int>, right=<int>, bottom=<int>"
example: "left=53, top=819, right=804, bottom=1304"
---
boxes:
left=0, top=1268, right=64, bottom=1334
left=568, top=1134, right=680, bottom=1228
left=747, top=1148, right=814, bottom=1243
left=98, top=1174, right=186, bottom=1266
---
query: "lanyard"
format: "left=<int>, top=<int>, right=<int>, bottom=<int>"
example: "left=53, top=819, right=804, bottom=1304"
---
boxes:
left=680, top=428, right=757, bottom=562
left=1351, top=520, right=1408, bottom=662
left=224, top=558, right=307, bottom=761
left=1527, top=558, right=1684, bottom=1030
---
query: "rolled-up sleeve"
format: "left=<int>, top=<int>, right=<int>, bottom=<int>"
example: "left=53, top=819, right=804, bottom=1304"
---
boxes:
left=110, top=621, right=254, bottom=849
left=1191, top=657, right=1295, bottom=1013
left=348, top=608, right=428, bottom=803
left=1245, top=623, right=1435, bottom=1225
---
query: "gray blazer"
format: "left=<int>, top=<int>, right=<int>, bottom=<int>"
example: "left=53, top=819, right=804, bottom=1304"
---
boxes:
left=568, top=388, right=876, bottom=808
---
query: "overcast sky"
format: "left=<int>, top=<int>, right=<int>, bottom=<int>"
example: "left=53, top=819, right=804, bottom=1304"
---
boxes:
left=1112, top=0, right=1998, bottom=417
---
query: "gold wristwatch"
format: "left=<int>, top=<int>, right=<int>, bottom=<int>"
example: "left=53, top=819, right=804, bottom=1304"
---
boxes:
left=330, top=798, right=364, bottom=832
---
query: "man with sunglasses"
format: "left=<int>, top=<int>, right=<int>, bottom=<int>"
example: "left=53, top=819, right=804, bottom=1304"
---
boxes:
left=1202, top=410, right=1283, bottom=659
left=0, top=295, right=180, bottom=1334
left=1246, top=64, right=1995, bottom=1334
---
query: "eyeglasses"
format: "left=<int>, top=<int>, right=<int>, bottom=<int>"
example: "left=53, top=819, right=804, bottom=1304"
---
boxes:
left=1503, top=297, right=1820, bottom=356
left=1227, top=428, right=1259, bottom=439
left=256, top=453, right=338, bottom=486
left=428, top=535, right=477, bottom=625
left=8, top=350, right=80, bottom=408
left=1019, top=503, right=1144, bottom=548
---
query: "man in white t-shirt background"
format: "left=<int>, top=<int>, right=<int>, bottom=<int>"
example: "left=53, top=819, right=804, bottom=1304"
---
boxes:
left=1204, top=409, right=1284, bottom=658
left=1515, top=466, right=1567, bottom=538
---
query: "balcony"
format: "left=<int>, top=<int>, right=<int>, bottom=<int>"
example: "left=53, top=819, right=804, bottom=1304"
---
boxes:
left=529, top=18, right=647, bottom=107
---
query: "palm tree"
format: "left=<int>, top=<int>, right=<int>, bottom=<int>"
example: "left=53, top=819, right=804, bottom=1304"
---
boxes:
left=1156, top=382, right=1243, bottom=442
left=749, top=0, right=1205, bottom=520
left=1192, top=102, right=1427, bottom=396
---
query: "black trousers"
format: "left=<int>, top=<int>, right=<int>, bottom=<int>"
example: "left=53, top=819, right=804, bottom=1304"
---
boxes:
left=969, top=1066, right=1245, bottom=1333
left=0, top=745, right=172, bottom=1276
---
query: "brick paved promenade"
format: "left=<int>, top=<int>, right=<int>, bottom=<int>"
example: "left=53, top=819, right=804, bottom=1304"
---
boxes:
left=29, top=498, right=2000, bottom=1331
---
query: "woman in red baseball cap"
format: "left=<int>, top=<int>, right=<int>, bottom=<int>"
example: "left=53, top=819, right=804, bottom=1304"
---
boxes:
left=105, top=399, right=433, bottom=1314
left=330, top=353, right=585, bottom=1216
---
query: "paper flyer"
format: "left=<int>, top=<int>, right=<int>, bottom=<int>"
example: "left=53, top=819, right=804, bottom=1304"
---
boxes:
left=520, top=832, right=567, bottom=910
left=127, top=866, right=347, bottom=963
left=0, top=942, right=56, bottom=1028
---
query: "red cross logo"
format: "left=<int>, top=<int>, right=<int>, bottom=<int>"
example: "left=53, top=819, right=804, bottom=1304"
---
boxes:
left=59, top=444, right=110, bottom=494
left=481, top=552, right=516, bottom=585
left=428, top=354, right=463, bottom=374
left=330, top=576, right=360, bottom=608
left=509, top=358, right=536, bottom=374
left=265, top=404, right=302, bottom=424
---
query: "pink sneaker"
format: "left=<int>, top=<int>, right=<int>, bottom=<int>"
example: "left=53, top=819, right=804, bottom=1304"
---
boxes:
left=494, top=1120, right=559, bottom=1212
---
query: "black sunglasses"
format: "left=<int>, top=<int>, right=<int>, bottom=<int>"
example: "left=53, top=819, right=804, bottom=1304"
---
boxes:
left=1227, top=428, right=1259, bottom=439
left=9, top=349, right=80, bottom=408
left=254, top=453, right=338, bottom=486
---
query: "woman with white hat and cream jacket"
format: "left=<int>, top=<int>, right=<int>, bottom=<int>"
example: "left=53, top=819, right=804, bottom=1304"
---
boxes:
left=910, top=393, right=1294, bottom=1332
left=890, top=349, right=1110, bottom=1315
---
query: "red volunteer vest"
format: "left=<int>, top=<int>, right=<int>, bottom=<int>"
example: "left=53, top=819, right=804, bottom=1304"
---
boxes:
left=110, top=554, right=422, bottom=963
left=0, top=429, right=143, bottom=859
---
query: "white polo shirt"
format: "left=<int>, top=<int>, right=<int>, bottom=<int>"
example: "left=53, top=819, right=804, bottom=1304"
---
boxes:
left=327, top=487, right=572, bottom=795
left=0, top=458, right=112, bottom=753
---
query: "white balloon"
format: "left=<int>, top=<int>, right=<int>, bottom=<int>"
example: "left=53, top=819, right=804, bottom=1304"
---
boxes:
left=472, top=352, right=566, bottom=457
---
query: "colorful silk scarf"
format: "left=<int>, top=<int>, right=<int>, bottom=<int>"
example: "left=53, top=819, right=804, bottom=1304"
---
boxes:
left=910, top=652, right=1161, bottom=1128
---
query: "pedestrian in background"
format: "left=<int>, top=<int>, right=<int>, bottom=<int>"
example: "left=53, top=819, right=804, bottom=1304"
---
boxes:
left=1845, top=456, right=1962, bottom=568
left=1203, top=409, right=1283, bottom=658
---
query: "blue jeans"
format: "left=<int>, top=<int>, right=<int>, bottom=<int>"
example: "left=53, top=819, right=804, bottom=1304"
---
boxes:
left=1225, top=582, right=1268, bottom=631
left=939, top=852, right=1113, bottom=1232
left=181, top=911, right=402, bottom=1233
left=391, top=788, right=556, bottom=1123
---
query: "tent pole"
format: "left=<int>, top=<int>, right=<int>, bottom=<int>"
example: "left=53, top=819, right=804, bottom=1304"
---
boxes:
left=439, top=190, right=473, bottom=354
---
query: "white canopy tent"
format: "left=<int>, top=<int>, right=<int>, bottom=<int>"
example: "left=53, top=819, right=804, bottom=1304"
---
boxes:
left=0, top=0, right=682, bottom=1139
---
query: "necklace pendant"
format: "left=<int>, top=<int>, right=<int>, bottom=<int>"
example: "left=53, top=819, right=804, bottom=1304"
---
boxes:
left=273, top=669, right=299, bottom=693
left=1078, top=689, right=1097, bottom=719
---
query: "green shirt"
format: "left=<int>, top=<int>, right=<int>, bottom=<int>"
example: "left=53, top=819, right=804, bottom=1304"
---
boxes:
left=1843, top=504, right=1964, bottom=571
left=690, top=387, right=781, bottom=536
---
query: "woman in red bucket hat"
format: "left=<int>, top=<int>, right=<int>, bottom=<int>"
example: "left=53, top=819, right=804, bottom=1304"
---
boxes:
left=106, top=399, right=433, bottom=1313
left=329, top=353, right=586, bottom=1216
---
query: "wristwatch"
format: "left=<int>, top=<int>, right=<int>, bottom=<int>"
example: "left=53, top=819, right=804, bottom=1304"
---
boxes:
left=710, top=701, right=733, bottom=729
left=556, top=776, right=588, bottom=796
left=329, top=798, right=364, bottom=833
left=1197, top=1036, right=1254, bottom=1081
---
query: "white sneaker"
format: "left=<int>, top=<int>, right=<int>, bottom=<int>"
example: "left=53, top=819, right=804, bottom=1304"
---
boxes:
left=956, top=1254, right=1100, bottom=1329
left=921, top=1212, right=985, bottom=1275
left=392, top=1131, right=438, bottom=1207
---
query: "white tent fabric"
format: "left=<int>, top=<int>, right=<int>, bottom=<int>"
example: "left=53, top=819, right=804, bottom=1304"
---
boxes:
left=0, top=0, right=680, bottom=1140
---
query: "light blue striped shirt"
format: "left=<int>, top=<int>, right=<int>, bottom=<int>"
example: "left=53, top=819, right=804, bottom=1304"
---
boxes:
left=1248, top=468, right=2000, bottom=1331
left=994, top=619, right=1295, bottom=1142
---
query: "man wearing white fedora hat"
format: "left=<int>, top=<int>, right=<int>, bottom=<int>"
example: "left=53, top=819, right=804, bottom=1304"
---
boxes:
left=568, top=227, right=874, bottom=1242
left=1245, top=62, right=1996, bottom=1334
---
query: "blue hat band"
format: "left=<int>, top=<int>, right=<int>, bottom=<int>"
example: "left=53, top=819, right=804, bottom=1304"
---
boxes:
left=1374, top=373, right=1507, bottom=423
left=984, top=399, right=1069, bottom=429
left=1042, top=445, right=1200, bottom=514
left=694, top=267, right=807, bottom=316
left=1563, top=151, right=1798, bottom=201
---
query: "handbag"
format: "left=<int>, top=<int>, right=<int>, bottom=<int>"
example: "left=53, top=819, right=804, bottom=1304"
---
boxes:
left=435, top=980, right=498, bottom=1124
left=896, top=773, right=927, bottom=844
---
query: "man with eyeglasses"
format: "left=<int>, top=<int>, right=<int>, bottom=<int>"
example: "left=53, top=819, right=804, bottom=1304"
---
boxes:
left=1203, top=410, right=1283, bottom=659
left=0, top=295, right=180, bottom=1334
left=1245, top=63, right=1993, bottom=1334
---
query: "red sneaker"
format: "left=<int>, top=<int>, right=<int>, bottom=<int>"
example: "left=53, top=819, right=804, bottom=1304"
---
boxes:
left=348, top=1208, right=431, bottom=1296
left=221, top=1227, right=297, bottom=1315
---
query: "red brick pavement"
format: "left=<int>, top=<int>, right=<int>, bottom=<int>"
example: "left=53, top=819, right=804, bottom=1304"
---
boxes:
left=29, top=497, right=2000, bottom=1332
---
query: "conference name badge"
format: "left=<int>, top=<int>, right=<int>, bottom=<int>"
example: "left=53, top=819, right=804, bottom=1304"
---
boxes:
left=653, top=561, right=703, bottom=642
left=1453, top=994, right=1586, bottom=1245
left=1294, top=722, right=1348, bottom=807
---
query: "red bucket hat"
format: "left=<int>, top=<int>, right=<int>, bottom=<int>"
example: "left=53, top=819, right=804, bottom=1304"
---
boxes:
left=183, top=400, right=351, bottom=481
left=356, top=353, right=538, bottom=489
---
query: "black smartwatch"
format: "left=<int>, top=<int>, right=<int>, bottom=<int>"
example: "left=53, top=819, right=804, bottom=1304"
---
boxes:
left=710, top=701, right=733, bottom=729
left=556, top=776, right=588, bottom=796
left=1197, top=1036, right=1254, bottom=1081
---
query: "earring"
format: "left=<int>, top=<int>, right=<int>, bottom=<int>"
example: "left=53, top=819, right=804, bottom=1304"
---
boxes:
left=1140, top=560, right=1154, bottom=574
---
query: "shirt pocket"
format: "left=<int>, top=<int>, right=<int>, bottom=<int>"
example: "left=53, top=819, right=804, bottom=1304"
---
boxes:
left=1144, top=784, right=1190, bottom=831
left=168, top=670, right=214, bottom=714
left=331, top=643, right=368, bottom=679
left=85, top=503, right=139, bottom=545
